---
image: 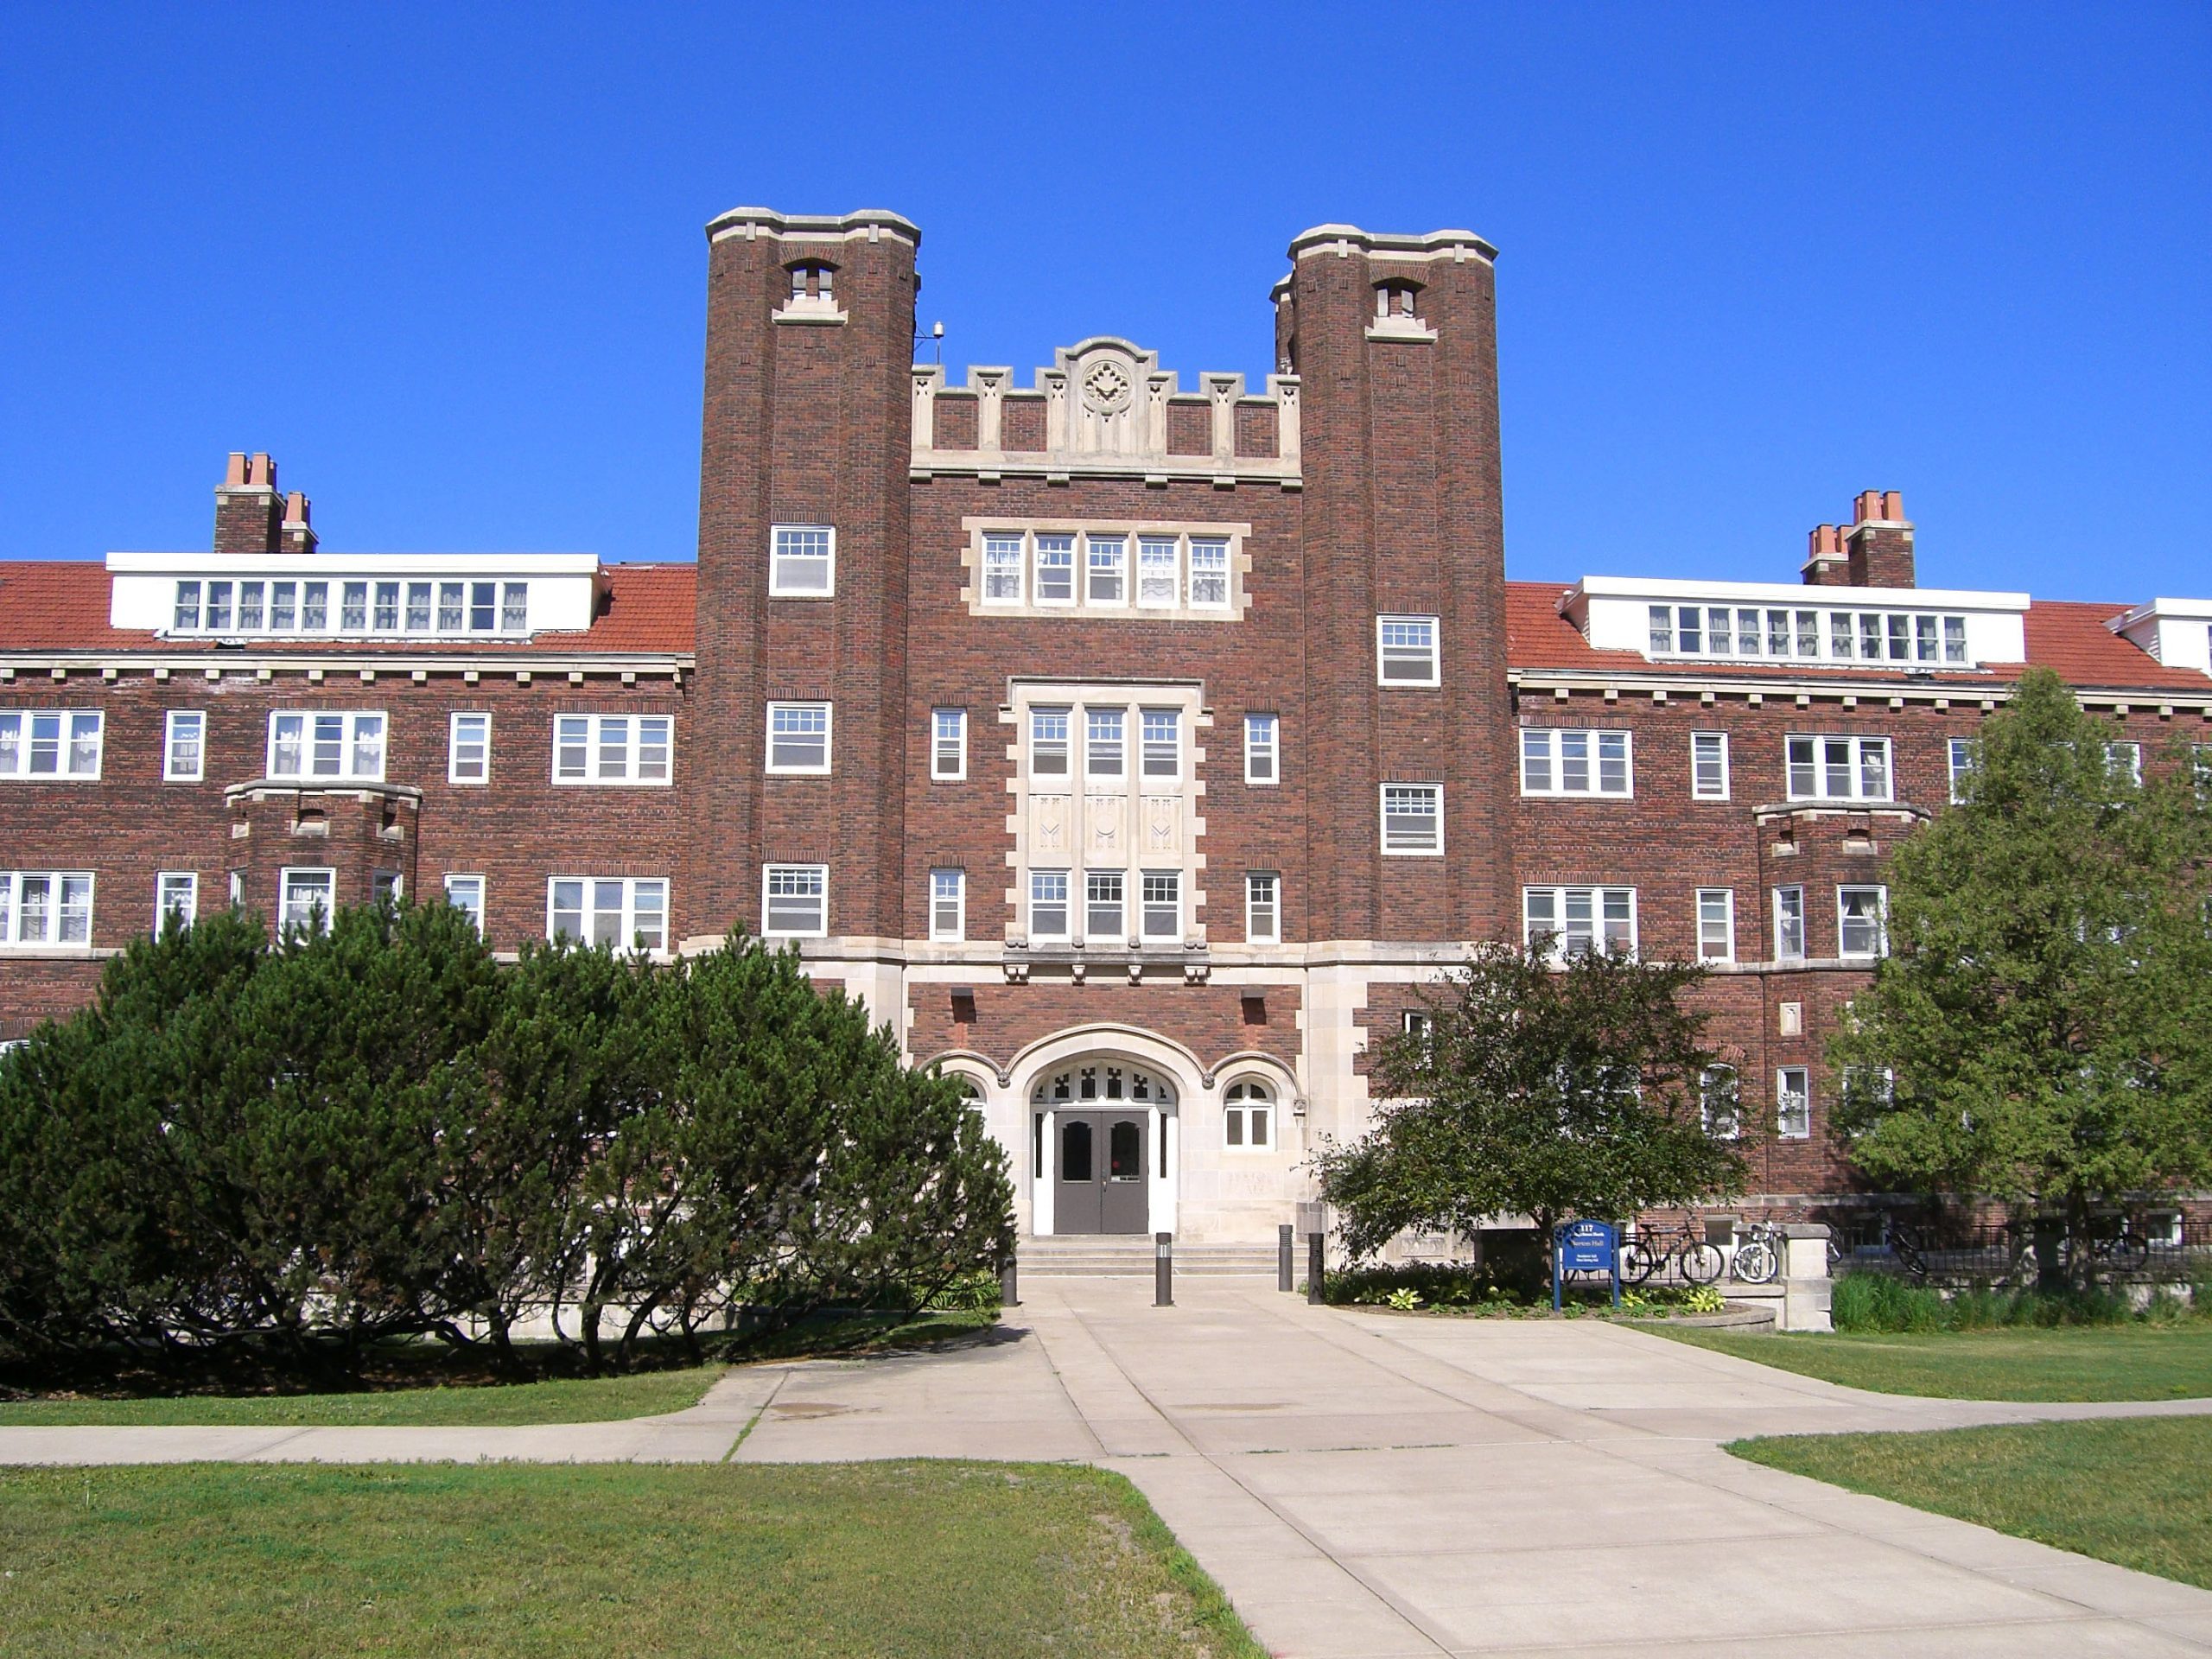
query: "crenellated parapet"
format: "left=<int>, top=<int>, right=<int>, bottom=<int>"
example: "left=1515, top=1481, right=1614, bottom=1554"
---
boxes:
left=912, top=336, right=1300, bottom=489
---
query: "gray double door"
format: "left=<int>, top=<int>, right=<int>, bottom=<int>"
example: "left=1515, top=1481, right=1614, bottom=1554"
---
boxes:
left=1053, top=1109, right=1149, bottom=1234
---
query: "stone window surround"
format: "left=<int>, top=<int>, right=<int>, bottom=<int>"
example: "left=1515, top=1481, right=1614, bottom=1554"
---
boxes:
left=1001, top=678, right=1209, bottom=950
left=958, top=518, right=1253, bottom=622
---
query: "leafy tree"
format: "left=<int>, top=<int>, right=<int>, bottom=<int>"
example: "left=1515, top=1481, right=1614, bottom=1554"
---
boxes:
left=1830, top=667, right=2212, bottom=1252
left=1313, top=941, right=1748, bottom=1259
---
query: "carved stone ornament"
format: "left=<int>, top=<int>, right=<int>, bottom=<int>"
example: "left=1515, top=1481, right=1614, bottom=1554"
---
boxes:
left=1082, top=361, right=1132, bottom=415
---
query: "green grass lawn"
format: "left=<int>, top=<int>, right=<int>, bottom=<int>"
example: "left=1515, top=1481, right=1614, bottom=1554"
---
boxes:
left=0, top=1310, right=995, bottom=1427
left=1649, top=1320, right=2212, bottom=1401
left=1732, top=1416, right=2212, bottom=1590
left=0, top=1461, right=1262, bottom=1659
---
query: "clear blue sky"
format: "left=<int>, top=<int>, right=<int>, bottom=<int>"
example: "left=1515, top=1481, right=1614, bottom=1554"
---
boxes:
left=3, top=3, right=2206, bottom=600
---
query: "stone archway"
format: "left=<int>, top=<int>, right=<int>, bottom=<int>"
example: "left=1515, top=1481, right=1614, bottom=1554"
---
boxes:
left=1010, top=1027, right=1203, bottom=1237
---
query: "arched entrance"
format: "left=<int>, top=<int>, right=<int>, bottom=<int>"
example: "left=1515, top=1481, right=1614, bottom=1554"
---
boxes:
left=1027, top=1058, right=1179, bottom=1235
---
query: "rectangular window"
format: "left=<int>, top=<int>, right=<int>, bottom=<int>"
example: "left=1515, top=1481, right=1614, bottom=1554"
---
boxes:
left=1140, top=709, right=1179, bottom=779
left=341, top=582, right=368, bottom=631
left=1402, top=1010, right=1432, bottom=1039
left=448, top=713, right=491, bottom=784
left=0, top=872, right=93, bottom=946
left=1700, top=1066, right=1740, bottom=1140
left=1787, top=735, right=1892, bottom=802
left=173, top=581, right=202, bottom=632
left=164, top=711, right=206, bottom=782
left=372, top=870, right=403, bottom=908
left=1029, top=869, right=1070, bottom=940
left=404, top=582, right=431, bottom=631
left=1777, top=1067, right=1811, bottom=1140
left=2106, top=741, right=2143, bottom=788
left=437, top=582, right=464, bottom=631
left=1773, top=886, right=1808, bottom=960
left=1141, top=870, right=1180, bottom=941
left=237, top=582, right=264, bottom=630
left=766, top=702, right=831, bottom=774
left=1030, top=707, right=1071, bottom=778
left=0, top=711, right=104, bottom=780
left=155, top=871, right=197, bottom=931
left=770, top=524, right=836, bottom=597
left=1691, top=732, right=1729, bottom=800
left=1376, top=615, right=1440, bottom=685
left=1948, top=736, right=1978, bottom=803
left=1034, top=534, right=1076, bottom=603
left=444, top=874, right=486, bottom=934
left=982, top=532, right=1025, bottom=603
left=268, top=712, right=385, bottom=782
left=1246, top=873, right=1280, bottom=944
left=1381, top=783, right=1443, bottom=855
left=1085, top=535, right=1126, bottom=604
left=467, top=582, right=496, bottom=632
left=1084, top=871, right=1124, bottom=941
left=931, top=708, right=967, bottom=780
left=1136, top=537, right=1179, bottom=607
left=1244, top=713, right=1278, bottom=785
left=1084, top=709, right=1125, bottom=779
left=550, top=876, right=670, bottom=951
left=1187, top=538, right=1230, bottom=607
left=2193, top=745, right=2212, bottom=800
left=1648, top=604, right=1674, bottom=653
left=1697, top=888, right=1735, bottom=963
left=930, top=868, right=965, bottom=942
left=1839, top=885, right=1889, bottom=958
left=203, top=581, right=233, bottom=632
left=279, top=867, right=335, bottom=936
left=373, top=582, right=400, bottom=631
left=1523, top=887, right=1637, bottom=961
left=551, top=715, right=673, bottom=785
left=1519, top=728, right=1632, bottom=797
left=500, top=582, right=529, bottom=632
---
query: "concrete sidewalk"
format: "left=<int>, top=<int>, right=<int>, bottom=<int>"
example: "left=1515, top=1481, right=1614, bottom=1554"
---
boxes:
left=6, top=1279, right=2210, bottom=1656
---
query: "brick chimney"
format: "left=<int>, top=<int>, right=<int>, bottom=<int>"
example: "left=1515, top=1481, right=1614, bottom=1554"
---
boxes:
left=280, top=490, right=316, bottom=555
left=1802, top=490, right=1913, bottom=588
left=213, top=452, right=284, bottom=554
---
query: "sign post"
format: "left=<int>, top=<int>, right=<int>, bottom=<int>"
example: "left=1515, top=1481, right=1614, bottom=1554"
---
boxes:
left=1554, top=1219, right=1620, bottom=1311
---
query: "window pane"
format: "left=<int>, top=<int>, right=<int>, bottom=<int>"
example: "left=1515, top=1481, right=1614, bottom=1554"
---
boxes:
left=341, top=582, right=367, bottom=630
left=1031, top=708, right=1070, bottom=776
left=1245, top=713, right=1277, bottom=782
left=1521, top=729, right=1552, bottom=793
left=470, top=582, right=497, bottom=631
left=1137, top=537, right=1178, bottom=606
left=501, top=582, right=529, bottom=632
left=1035, top=534, right=1075, bottom=601
left=550, top=880, right=584, bottom=940
left=1141, top=871, right=1179, bottom=938
left=982, top=533, right=1024, bottom=602
left=630, top=880, right=667, bottom=950
left=1030, top=870, right=1069, bottom=937
left=438, top=582, right=464, bottom=631
left=1085, top=871, right=1123, bottom=939
left=373, top=582, right=400, bottom=631
left=1188, top=539, right=1229, bottom=606
left=405, top=582, right=431, bottom=631
left=1141, top=709, right=1178, bottom=778
left=773, top=526, right=834, bottom=595
left=237, top=582, right=264, bottom=631
left=1086, top=536, right=1125, bottom=603
left=1085, top=709, right=1123, bottom=777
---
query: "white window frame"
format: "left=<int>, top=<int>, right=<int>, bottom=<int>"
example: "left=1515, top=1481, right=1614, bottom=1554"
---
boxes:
left=1084, top=870, right=1125, bottom=943
left=267, top=711, right=385, bottom=783
left=1085, top=534, right=1127, bottom=606
left=1187, top=538, right=1230, bottom=609
left=1691, top=732, right=1729, bottom=801
left=1376, top=615, right=1440, bottom=686
left=1135, top=536, right=1180, bottom=609
left=548, top=876, right=671, bottom=953
left=1140, top=869, right=1180, bottom=942
left=1948, top=736, right=1978, bottom=804
left=1777, top=1066, right=1812, bottom=1140
left=769, top=524, right=836, bottom=598
left=1246, top=872, right=1281, bottom=944
left=930, top=708, right=968, bottom=781
left=0, top=871, right=96, bottom=947
left=1028, top=869, right=1071, bottom=941
left=443, top=874, right=486, bottom=935
left=0, top=710, right=105, bottom=780
left=1029, top=707, right=1071, bottom=779
left=163, top=711, right=207, bottom=783
left=1033, top=533, right=1077, bottom=606
left=1519, top=728, right=1633, bottom=798
left=1700, top=1065, right=1741, bottom=1140
left=1774, top=886, right=1807, bottom=961
left=1786, top=735, right=1893, bottom=803
left=155, top=871, right=198, bottom=931
left=1084, top=708, right=1126, bottom=780
left=1381, top=783, right=1444, bottom=855
left=278, top=867, right=336, bottom=936
left=551, top=714, right=673, bottom=786
left=1140, top=709, right=1179, bottom=781
left=980, top=532, right=1026, bottom=606
left=1696, top=888, right=1735, bottom=963
left=448, top=712, right=491, bottom=785
left=1522, top=886, right=1638, bottom=962
left=760, top=864, right=828, bottom=939
left=929, top=868, right=965, bottom=943
left=1243, top=713, right=1279, bottom=785
left=765, top=702, right=833, bottom=775
left=1223, top=1079, right=1275, bottom=1151
left=2105, top=741, right=2143, bottom=789
left=1838, top=884, right=1890, bottom=959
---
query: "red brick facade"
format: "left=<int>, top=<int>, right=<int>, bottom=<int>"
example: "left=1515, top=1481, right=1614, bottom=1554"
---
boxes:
left=4, top=208, right=2209, bottom=1245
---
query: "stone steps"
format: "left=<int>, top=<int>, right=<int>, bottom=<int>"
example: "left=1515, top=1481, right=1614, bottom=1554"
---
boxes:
left=1019, top=1237, right=1281, bottom=1277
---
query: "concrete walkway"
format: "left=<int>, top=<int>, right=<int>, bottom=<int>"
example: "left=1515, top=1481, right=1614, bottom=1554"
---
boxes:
left=6, top=1277, right=2211, bottom=1656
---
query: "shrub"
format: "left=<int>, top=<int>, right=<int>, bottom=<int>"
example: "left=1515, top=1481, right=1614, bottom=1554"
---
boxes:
left=1832, top=1269, right=2158, bottom=1333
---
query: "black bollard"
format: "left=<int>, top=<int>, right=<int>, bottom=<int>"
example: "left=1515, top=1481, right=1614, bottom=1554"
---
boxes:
left=1154, top=1231, right=1174, bottom=1306
left=1306, top=1230, right=1325, bottom=1305
left=999, top=1253, right=1020, bottom=1309
left=1278, top=1223, right=1295, bottom=1293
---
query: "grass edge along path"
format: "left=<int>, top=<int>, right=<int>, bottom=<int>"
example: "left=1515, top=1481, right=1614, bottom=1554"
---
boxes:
left=0, top=1460, right=1267, bottom=1659
left=1731, top=1415, right=2212, bottom=1592
left=1644, top=1319, right=2212, bottom=1402
left=0, top=1309, right=997, bottom=1427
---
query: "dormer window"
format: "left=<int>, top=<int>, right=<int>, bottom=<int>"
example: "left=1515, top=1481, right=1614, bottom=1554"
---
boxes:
left=1375, top=280, right=1420, bottom=319
left=779, top=262, right=843, bottom=323
left=1367, top=279, right=1433, bottom=340
left=790, top=263, right=833, bottom=302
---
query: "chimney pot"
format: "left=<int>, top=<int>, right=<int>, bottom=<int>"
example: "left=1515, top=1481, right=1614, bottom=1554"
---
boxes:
left=1882, top=489, right=1904, bottom=521
left=283, top=491, right=310, bottom=527
left=224, top=452, right=249, bottom=487
left=1853, top=489, right=1881, bottom=524
left=248, top=453, right=276, bottom=489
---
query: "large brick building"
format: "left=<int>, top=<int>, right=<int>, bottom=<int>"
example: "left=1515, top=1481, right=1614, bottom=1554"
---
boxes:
left=3, top=207, right=2209, bottom=1247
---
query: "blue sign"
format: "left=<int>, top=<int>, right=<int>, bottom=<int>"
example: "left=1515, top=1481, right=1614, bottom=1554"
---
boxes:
left=1554, top=1218, right=1622, bottom=1308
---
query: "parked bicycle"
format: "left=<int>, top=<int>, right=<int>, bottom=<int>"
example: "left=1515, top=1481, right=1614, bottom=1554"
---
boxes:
left=2055, top=1217, right=2152, bottom=1276
left=1621, top=1222, right=1726, bottom=1287
left=1731, top=1220, right=1785, bottom=1286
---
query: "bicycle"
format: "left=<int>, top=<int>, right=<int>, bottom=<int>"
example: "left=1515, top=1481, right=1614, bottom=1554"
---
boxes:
left=1731, top=1220, right=1785, bottom=1286
left=1620, top=1223, right=1726, bottom=1287
left=2055, top=1218, right=2152, bottom=1277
